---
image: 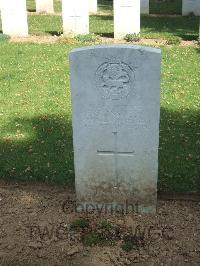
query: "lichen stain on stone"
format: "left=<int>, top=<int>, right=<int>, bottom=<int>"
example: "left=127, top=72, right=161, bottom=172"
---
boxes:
left=79, top=177, right=156, bottom=206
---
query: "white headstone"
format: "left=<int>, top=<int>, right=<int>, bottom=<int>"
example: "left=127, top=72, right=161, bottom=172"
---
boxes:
left=70, top=45, right=161, bottom=214
left=141, top=0, right=149, bottom=14
left=0, top=0, right=28, bottom=37
left=35, top=0, right=54, bottom=14
left=62, top=0, right=89, bottom=36
left=182, top=0, right=200, bottom=16
left=114, top=0, right=140, bottom=39
left=89, top=0, right=97, bottom=13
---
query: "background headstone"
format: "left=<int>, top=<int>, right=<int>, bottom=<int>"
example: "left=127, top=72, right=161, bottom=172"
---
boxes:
left=114, top=0, right=140, bottom=39
left=141, top=0, right=149, bottom=14
left=62, top=0, right=89, bottom=36
left=182, top=0, right=200, bottom=16
left=89, top=0, right=97, bottom=13
left=0, top=0, right=28, bottom=37
left=35, top=0, right=54, bottom=14
left=70, top=45, right=161, bottom=213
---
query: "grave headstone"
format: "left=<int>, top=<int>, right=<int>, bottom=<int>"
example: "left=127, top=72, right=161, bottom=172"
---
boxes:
left=62, top=0, right=89, bottom=36
left=89, top=0, right=97, bottom=13
left=70, top=45, right=161, bottom=213
left=35, top=0, right=54, bottom=14
left=141, top=0, right=149, bottom=14
left=0, top=0, right=28, bottom=37
left=182, top=0, right=200, bottom=16
left=114, top=0, right=140, bottom=39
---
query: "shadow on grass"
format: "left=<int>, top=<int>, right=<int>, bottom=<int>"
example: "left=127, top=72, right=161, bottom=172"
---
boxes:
left=91, top=15, right=198, bottom=41
left=27, top=8, right=36, bottom=12
left=45, top=31, right=63, bottom=36
left=98, top=0, right=113, bottom=11
left=0, top=115, right=74, bottom=185
left=141, top=16, right=199, bottom=40
left=158, top=108, right=199, bottom=193
left=196, top=47, right=200, bottom=53
left=95, top=32, right=114, bottom=38
left=92, top=15, right=113, bottom=21
left=0, top=109, right=199, bottom=192
left=150, top=0, right=182, bottom=15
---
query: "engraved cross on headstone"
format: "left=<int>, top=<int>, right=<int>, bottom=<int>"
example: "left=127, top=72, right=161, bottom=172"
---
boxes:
left=97, top=131, right=135, bottom=187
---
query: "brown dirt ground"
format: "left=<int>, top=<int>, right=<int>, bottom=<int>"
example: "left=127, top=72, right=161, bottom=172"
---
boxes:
left=0, top=181, right=199, bottom=266
left=9, top=35, right=198, bottom=47
left=27, top=11, right=183, bottom=18
left=10, top=35, right=58, bottom=44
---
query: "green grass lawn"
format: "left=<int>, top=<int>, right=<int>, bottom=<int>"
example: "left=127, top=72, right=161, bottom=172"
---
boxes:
left=26, top=0, right=182, bottom=15
left=98, top=0, right=113, bottom=13
left=27, top=0, right=62, bottom=13
left=7, top=14, right=196, bottom=41
left=0, top=42, right=199, bottom=193
left=28, top=15, right=62, bottom=36
left=90, top=15, right=199, bottom=40
left=0, top=0, right=199, bottom=40
left=98, top=0, right=183, bottom=15
left=150, top=0, right=182, bottom=15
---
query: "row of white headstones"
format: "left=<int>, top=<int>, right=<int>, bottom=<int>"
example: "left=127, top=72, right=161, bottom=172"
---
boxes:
left=0, top=0, right=200, bottom=39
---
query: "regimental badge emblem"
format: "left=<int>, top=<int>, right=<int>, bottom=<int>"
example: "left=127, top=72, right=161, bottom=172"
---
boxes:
left=95, top=61, right=135, bottom=101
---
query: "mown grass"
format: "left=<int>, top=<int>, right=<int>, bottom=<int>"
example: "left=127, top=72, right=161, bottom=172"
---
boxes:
left=0, top=0, right=198, bottom=40
left=5, top=14, right=195, bottom=41
left=98, top=0, right=113, bottom=13
left=150, top=0, right=182, bottom=15
left=0, top=42, right=199, bottom=192
left=98, top=0, right=182, bottom=15
left=26, top=0, right=182, bottom=15
left=28, top=15, right=62, bottom=36
left=0, top=43, right=76, bottom=185
left=90, top=15, right=199, bottom=40
left=27, top=0, right=61, bottom=13
left=159, top=46, right=200, bottom=192
left=98, top=0, right=183, bottom=15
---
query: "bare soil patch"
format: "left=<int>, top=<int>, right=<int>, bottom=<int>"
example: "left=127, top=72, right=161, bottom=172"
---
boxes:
left=10, top=35, right=58, bottom=44
left=9, top=35, right=198, bottom=47
left=28, top=12, right=61, bottom=16
left=0, top=181, right=199, bottom=266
